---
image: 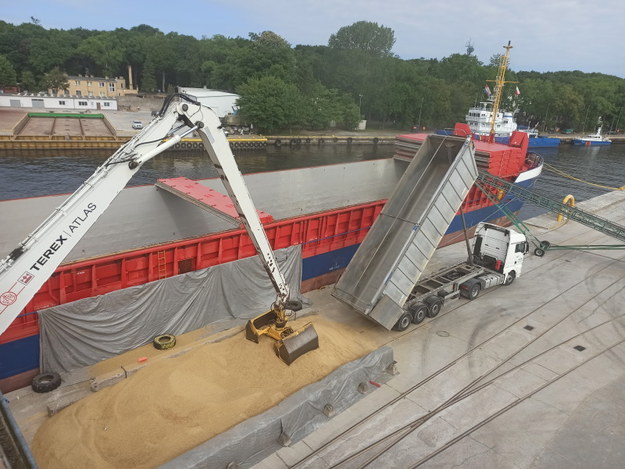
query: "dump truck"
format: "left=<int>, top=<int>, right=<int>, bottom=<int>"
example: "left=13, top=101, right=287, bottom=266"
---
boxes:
left=332, top=134, right=529, bottom=330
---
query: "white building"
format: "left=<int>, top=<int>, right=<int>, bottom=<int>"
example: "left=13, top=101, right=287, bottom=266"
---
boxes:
left=0, top=94, right=118, bottom=111
left=176, top=87, right=239, bottom=119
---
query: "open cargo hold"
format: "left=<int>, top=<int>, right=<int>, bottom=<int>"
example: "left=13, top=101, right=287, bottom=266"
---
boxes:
left=332, top=135, right=478, bottom=330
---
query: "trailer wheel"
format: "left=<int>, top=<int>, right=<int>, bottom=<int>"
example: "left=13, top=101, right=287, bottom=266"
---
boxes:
left=409, top=303, right=428, bottom=324
left=504, top=270, right=516, bottom=286
left=534, top=247, right=545, bottom=257
left=424, top=296, right=443, bottom=317
left=467, top=283, right=481, bottom=300
left=392, top=312, right=413, bottom=331
left=32, top=372, right=61, bottom=393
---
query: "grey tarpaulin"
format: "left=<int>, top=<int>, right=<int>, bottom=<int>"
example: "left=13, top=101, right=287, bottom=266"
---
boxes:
left=160, top=346, right=395, bottom=469
left=39, top=245, right=302, bottom=373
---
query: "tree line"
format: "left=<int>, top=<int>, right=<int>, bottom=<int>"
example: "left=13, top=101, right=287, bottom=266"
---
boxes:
left=0, top=19, right=623, bottom=134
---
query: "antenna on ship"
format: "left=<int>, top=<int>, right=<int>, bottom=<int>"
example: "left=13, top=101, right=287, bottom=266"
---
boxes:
left=486, top=40, right=517, bottom=143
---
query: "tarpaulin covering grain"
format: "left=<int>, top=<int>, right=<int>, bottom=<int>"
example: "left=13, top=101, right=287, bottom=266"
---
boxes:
left=39, top=246, right=301, bottom=373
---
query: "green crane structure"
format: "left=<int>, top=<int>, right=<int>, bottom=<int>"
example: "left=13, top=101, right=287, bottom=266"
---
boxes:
left=476, top=171, right=625, bottom=256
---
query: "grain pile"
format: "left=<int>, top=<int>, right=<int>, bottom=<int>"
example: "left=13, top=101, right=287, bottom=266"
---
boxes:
left=31, top=315, right=380, bottom=468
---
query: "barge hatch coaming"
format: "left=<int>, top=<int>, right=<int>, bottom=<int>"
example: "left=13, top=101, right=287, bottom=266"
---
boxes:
left=0, top=159, right=400, bottom=264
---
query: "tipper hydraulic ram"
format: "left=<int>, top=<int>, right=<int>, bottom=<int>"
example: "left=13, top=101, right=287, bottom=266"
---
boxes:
left=0, top=94, right=318, bottom=365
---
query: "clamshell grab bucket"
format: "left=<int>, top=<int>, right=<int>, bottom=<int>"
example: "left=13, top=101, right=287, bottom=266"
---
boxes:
left=275, top=323, right=319, bottom=365
left=245, top=309, right=319, bottom=365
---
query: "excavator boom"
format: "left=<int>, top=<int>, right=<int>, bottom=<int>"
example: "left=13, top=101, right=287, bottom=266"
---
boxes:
left=0, top=94, right=318, bottom=364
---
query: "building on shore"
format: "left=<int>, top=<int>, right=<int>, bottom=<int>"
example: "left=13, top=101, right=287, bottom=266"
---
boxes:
left=62, top=75, right=137, bottom=98
left=0, top=93, right=118, bottom=111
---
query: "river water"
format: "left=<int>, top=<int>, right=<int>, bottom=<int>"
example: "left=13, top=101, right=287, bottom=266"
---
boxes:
left=1, top=143, right=624, bottom=221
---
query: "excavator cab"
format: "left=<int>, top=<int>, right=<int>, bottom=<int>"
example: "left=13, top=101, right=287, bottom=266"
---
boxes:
left=245, top=299, right=319, bottom=365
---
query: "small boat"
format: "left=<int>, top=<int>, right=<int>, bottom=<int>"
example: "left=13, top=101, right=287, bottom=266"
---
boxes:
left=519, top=125, right=561, bottom=148
left=571, top=126, right=612, bottom=146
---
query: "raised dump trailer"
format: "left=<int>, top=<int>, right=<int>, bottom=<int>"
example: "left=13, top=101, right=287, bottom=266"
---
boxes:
left=332, top=134, right=478, bottom=330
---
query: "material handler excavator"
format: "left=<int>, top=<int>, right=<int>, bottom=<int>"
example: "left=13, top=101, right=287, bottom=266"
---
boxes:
left=0, top=94, right=318, bottom=365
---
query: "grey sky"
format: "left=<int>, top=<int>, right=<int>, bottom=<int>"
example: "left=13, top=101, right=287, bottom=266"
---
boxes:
left=5, top=0, right=624, bottom=78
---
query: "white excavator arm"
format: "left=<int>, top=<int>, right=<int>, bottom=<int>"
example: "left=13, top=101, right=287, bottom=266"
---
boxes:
left=0, top=95, right=301, bottom=347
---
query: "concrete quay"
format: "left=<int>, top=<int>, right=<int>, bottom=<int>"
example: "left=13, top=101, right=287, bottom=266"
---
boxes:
left=252, top=190, right=625, bottom=469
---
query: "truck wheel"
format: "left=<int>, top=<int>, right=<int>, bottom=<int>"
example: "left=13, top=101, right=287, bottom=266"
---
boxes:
left=32, top=372, right=61, bottom=393
left=393, top=312, right=413, bottom=331
left=467, top=283, right=481, bottom=300
left=409, top=303, right=428, bottom=324
left=504, top=271, right=516, bottom=286
left=424, top=296, right=443, bottom=318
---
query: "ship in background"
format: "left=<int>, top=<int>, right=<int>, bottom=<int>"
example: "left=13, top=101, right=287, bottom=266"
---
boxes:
left=439, top=42, right=560, bottom=148
left=0, top=43, right=543, bottom=393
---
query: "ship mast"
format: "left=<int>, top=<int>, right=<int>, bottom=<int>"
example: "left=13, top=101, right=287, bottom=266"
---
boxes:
left=487, top=41, right=516, bottom=142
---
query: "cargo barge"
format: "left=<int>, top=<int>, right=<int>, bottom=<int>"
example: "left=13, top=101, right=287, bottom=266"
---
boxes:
left=0, top=124, right=542, bottom=392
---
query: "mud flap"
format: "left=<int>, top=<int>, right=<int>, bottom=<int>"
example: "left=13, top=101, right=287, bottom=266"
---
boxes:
left=275, top=323, right=319, bottom=365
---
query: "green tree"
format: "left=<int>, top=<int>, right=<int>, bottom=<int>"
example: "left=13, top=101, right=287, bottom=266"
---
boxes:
left=328, top=21, right=395, bottom=57
left=300, top=83, right=359, bottom=129
left=432, top=53, right=484, bottom=85
left=28, top=29, right=79, bottom=76
left=78, top=33, right=124, bottom=77
left=0, top=54, right=16, bottom=86
left=20, top=70, right=37, bottom=91
left=0, top=19, right=624, bottom=133
left=237, top=76, right=304, bottom=133
left=552, top=84, right=584, bottom=129
left=41, top=66, right=68, bottom=94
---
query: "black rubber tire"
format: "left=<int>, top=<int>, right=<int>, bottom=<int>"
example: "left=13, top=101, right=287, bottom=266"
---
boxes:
left=504, top=270, right=516, bottom=286
left=32, top=372, right=61, bottom=393
left=347, top=137, right=353, bottom=144
left=534, top=247, right=545, bottom=257
left=284, top=299, right=303, bottom=311
left=373, top=137, right=379, bottom=144
left=540, top=240, right=551, bottom=249
left=393, top=312, right=413, bottom=331
left=275, top=139, right=281, bottom=147
left=424, top=296, right=443, bottom=318
left=409, top=303, right=428, bottom=324
left=153, top=334, right=176, bottom=350
left=467, top=283, right=481, bottom=300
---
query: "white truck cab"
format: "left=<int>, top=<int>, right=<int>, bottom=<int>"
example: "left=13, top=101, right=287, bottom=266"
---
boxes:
left=473, top=222, right=529, bottom=285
